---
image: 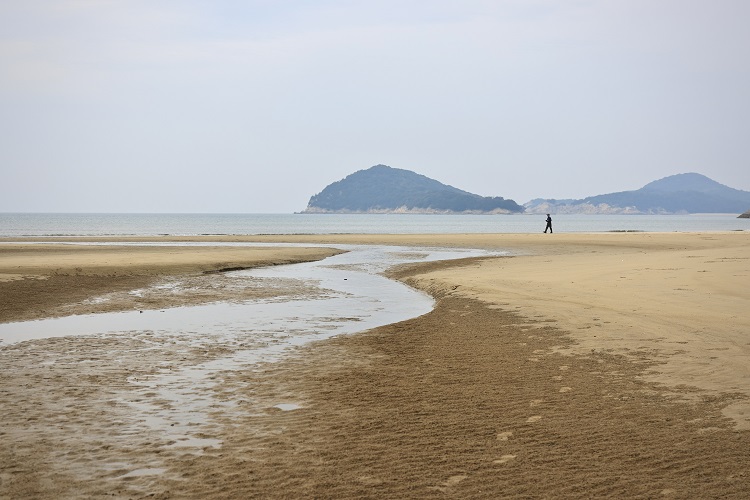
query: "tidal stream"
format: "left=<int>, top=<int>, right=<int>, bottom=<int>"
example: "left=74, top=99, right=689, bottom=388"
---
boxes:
left=0, top=244, right=505, bottom=452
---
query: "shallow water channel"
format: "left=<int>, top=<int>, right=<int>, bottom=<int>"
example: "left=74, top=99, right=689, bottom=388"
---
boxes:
left=1, top=244, right=505, bottom=452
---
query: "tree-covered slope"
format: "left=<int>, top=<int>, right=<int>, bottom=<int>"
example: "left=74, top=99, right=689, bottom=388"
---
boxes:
left=304, top=165, right=523, bottom=214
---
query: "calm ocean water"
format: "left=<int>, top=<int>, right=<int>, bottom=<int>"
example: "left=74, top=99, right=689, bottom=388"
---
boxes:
left=0, top=212, right=747, bottom=237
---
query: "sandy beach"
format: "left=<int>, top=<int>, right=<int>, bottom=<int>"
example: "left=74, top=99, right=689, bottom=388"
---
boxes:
left=1, top=232, right=749, bottom=498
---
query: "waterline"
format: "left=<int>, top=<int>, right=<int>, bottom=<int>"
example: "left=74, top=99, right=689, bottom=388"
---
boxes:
left=1, top=212, right=747, bottom=237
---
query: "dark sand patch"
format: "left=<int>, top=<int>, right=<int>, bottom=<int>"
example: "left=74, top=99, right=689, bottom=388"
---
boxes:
left=150, top=295, right=747, bottom=499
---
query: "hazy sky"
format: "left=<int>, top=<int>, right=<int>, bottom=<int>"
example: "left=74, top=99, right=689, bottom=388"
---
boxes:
left=2, top=1, right=749, bottom=213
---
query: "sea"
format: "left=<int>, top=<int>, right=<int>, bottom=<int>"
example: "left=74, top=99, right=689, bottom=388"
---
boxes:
left=0, top=212, right=747, bottom=237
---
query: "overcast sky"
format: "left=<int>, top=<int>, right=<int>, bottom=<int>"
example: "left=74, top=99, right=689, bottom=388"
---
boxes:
left=1, top=1, right=749, bottom=213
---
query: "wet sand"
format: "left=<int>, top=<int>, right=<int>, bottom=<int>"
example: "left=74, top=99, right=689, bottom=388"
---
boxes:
left=0, top=244, right=344, bottom=323
left=1, top=232, right=749, bottom=498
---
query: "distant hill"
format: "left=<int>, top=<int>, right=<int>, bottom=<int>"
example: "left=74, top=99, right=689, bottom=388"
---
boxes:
left=525, top=173, right=750, bottom=215
left=302, top=165, right=523, bottom=214
left=739, top=210, right=750, bottom=219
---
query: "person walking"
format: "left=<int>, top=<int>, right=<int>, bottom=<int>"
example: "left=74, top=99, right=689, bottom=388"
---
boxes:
left=544, top=214, right=553, bottom=233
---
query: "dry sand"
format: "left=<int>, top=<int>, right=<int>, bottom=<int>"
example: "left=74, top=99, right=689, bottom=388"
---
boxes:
left=1, top=232, right=749, bottom=498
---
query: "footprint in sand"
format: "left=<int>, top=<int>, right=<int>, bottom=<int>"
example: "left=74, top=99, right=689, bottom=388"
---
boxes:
left=445, top=475, right=468, bottom=486
left=496, top=431, right=513, bottom=441
left=526, top=415, right=542, bottom=423
left=493, top=455, right=517, bottom=465
left=553, top=375, right=563, bottom=381
left=559, top=365, right=570, bottom=371
left=559, top=387, right=572, bottom=393
left=430, top=475, right=468, bottom=493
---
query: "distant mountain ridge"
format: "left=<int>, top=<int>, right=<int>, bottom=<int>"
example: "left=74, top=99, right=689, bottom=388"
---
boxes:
left=303, top=168, right=749, bottom=215
left=302, top=165, right=523, bottom=214
left=525, top=173, right=750, bottom=215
